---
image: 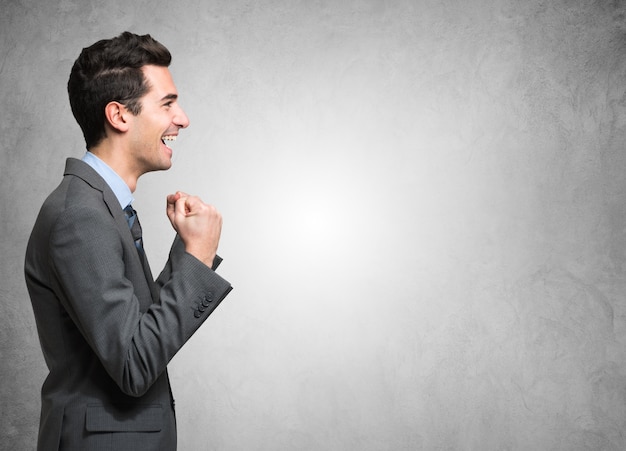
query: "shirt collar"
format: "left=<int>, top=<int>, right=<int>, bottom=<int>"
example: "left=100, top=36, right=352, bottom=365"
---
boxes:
left=81, top=151, right=134, bottom=209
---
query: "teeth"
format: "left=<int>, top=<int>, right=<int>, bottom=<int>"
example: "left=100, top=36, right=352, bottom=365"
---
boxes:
left=162, top=135, right=177, bottom=141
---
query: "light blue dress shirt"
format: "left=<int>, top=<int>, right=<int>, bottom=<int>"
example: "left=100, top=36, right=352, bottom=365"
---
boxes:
left=82, top=151, right=134, bottom=209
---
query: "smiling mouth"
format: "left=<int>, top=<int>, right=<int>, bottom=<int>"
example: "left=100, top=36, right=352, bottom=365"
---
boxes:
left=162, top=135, right=177, bottom=144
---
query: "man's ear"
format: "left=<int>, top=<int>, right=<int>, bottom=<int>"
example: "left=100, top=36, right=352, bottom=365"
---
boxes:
left=104, top=101, right=131, bottom=133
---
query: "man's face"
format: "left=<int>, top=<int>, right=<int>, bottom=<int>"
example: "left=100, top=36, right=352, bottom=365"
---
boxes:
left=127, top=65, right=190, bottom=174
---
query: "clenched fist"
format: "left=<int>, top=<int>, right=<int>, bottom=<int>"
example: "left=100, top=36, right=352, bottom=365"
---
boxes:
left=166, top=191, right=222, bottom=267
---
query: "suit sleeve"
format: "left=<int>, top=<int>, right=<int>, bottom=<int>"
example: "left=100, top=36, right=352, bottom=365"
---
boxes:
left=49, top=205, right=232, bottom=397
left=155, top=235, right=222, bottom=288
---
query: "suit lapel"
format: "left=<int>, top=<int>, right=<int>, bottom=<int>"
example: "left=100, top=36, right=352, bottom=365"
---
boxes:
left=64, top=158, right=159, bottom=306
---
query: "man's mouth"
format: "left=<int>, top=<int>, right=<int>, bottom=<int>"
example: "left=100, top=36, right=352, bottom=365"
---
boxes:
left=161, top=135, right=177, bottom=154
left=162, top=135, right=177, bottom=145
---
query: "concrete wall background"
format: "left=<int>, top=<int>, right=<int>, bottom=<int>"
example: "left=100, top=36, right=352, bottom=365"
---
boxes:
left=3, top=0, right=626, bottom=449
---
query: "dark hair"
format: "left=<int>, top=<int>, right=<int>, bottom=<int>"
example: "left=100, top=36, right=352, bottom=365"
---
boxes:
left=67, top=32, right=172, bottom=149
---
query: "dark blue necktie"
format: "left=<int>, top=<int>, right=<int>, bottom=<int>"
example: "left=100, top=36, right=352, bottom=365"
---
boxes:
left=124, top=205, right=144, bottom=252
left=124, top=205, right=159, bottom=300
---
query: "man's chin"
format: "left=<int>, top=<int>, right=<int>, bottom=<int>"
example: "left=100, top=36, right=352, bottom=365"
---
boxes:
left=144, top=161, right=172, bottom=174
left=159, top=161, right=173, bottom=171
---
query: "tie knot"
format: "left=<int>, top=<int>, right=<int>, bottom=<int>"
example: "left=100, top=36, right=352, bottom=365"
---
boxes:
left=124, top=204, right=135, bottom=219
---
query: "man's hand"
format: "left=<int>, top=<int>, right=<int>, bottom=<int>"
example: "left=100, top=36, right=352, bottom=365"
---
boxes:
left=166, top=191, right=222, bottom=267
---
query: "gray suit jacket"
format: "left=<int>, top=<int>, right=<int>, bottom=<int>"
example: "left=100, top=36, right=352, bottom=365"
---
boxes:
left=24, top=158, right=232, bottom=450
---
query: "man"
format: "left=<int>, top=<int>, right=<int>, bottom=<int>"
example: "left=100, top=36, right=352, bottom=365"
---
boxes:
left=24, top=32, right=232, bottom=450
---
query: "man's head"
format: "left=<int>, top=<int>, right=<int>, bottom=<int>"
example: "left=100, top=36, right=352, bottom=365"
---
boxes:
left=68, top=32, right=172, bottom=149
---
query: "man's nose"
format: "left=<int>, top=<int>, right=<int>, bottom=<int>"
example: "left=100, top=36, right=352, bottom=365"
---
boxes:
left=174, top=106, right=190, bottom=128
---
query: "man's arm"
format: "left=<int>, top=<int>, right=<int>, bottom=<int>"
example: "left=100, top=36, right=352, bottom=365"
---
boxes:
left=50, top=204, right=231, bottom=397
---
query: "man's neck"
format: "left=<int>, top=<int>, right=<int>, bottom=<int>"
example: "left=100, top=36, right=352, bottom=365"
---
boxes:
left=89, top=143, right=139, bottom=193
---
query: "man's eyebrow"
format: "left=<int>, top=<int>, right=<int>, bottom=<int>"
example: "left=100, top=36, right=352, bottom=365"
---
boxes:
left=160, top=94, right=178, bottom=102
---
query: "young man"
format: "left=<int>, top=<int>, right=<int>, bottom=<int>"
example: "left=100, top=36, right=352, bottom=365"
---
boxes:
left=24, top=32, right=232, bottom=450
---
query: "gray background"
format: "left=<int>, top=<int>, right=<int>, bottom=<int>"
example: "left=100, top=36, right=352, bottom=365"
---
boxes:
left=3, top=0, right=626, bottom=450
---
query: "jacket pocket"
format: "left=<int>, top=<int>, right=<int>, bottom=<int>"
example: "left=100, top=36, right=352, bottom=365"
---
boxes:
left=85, top=403, right=162, bottom=432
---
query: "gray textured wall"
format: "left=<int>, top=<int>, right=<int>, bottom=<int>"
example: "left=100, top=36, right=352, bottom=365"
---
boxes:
left=3, top=0, right=626, bottom=450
